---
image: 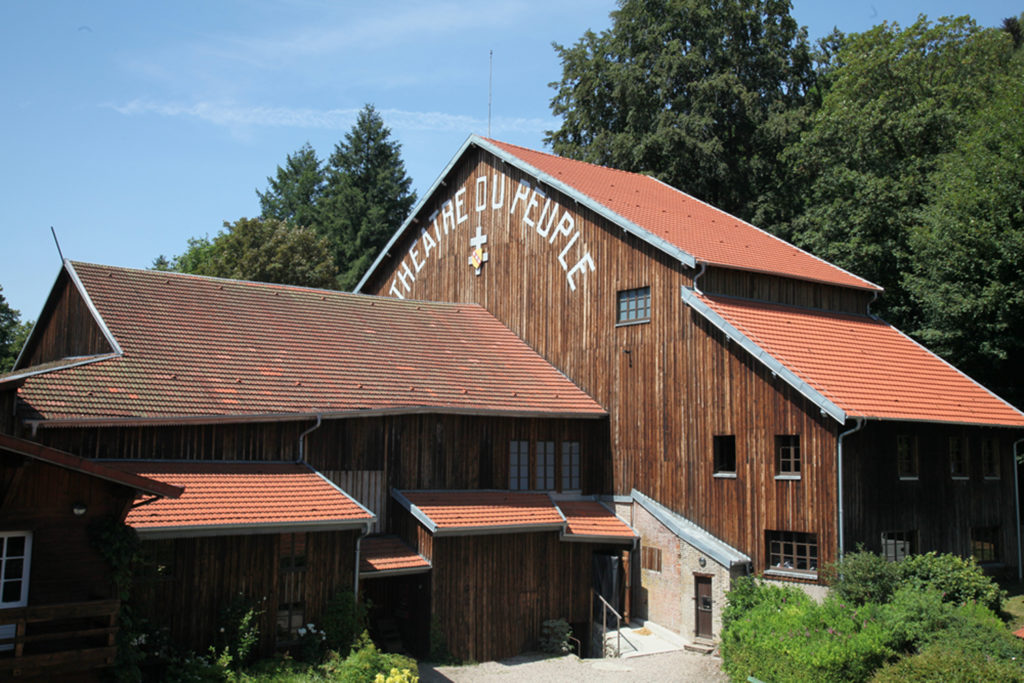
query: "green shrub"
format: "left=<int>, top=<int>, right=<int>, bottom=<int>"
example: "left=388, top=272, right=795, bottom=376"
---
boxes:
left=321, top=591, right=368, bottom=656
left=213, top=595, right=264, bottom=671
left=870, top=643, right=1024, bottom=683
left=320, top=631, right=418, bottom=683
left=722, top=575, right=812, bottom=630
left=927, top=600, right=1024, bottom=660
left=896, top=552, right=1005, bottom=612
left=878, top=587, right=954, bottom=652
left=828, top=548, right=900, bottom=606
left=721, top=588, right=894, bottom=683
left=539, top=618, right=573, bottom=654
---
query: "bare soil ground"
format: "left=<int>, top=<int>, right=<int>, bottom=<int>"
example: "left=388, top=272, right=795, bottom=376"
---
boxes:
left=418, top=649, right=728, bottom=682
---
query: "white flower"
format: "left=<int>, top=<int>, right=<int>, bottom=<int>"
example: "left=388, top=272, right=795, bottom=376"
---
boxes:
left=297, top=627, right=307, bottom=637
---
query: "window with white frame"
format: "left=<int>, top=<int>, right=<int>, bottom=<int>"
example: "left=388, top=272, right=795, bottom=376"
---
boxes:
left=0, top=532, right=31, bottom=607
left=535, top=441, right=555, bottom=491
left=981, top=438, right=1000, bottom=479
left=949, top=436, right=968, bottom=478
left=561, top=441, right=581, bottom=490
left=509, top=440, right=529, bottom=491
left=881, top=530, right=917, bottom=562
left=616, top=287, right=651, bottom=324
left=775, top=435, right=801, bottom=477
left=896, top=435, right=919, bottom=479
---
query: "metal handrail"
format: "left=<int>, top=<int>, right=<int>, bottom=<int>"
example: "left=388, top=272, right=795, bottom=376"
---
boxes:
left=593, top=591, right=622, bottom=657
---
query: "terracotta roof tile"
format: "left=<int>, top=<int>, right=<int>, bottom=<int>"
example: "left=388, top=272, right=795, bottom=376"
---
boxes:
left=110, top=461, right=373, bottom=537
left=398, top=490, right=564, bottom=534
left=359, top=536, right=430, bottom=574
left=484, top=139, right=878, bottom=292
left=697, top=294, right=1024, bottom=427
left=557, top=500, right=636, bottom=542
left=16, top=262, right=605, bottom=422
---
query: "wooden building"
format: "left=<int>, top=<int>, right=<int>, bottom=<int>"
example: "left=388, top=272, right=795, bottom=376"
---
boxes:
left=0, top=433, right=180, bottom=678
left=0, top=261, right=632, bottom=662
left=356, top=135, right=1024, bottom=642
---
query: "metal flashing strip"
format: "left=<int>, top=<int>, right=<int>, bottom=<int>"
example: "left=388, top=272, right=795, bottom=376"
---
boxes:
left=680, top=286, right=847, bottom=424
left=359, top=565, right=432, bottom=578
left=631, top=489, right=750, bottom=569
left=133, top=518, right=373, bottom=540
left=391, top=488, right=434, bottom=532
left=0, top=353, right=118, bottom=387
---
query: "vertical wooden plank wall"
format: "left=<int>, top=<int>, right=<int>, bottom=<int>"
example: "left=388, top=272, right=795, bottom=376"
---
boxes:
left=361, top=148, right=842, bottom=575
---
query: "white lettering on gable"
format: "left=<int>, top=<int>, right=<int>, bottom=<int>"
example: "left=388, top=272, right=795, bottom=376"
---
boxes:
left=387, top=168, right=596, bottom=297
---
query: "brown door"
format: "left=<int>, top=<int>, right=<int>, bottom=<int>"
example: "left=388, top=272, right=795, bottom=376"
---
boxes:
left=695, top=575, right=712, bottom=638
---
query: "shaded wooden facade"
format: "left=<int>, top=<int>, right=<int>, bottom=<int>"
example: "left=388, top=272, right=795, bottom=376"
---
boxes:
left=360, top=143, right=1023, bottom=582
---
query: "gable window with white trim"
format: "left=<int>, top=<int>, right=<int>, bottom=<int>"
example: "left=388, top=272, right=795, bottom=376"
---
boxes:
left=949, top=436, right=968, bottom=479
left=896, top=435, right=919, bottom=479
left=0, top=532, right=32, bottom=652
left=774, top=435, right=800, bottom=479
left=616, top=287, right=650, bottom=325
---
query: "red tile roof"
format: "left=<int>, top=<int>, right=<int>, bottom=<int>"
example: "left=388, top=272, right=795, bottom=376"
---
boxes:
left=15, top=262, right=605, bottom=423
left=396, top=490, right=565, bottom=535
left=110, top=461, right=373, bottom=538
left=0, top=433, right=181, bottom=498
left=694, top=293, right=1024, bottom=427
left=558, top=500, right=636, bottom=543
left=359, top=535, right=430, bottom=575
left=482, top=138, right=878, bottom=292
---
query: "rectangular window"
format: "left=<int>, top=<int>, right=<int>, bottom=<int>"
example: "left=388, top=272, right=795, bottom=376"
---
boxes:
left=981, top=438, right=1000, bottom=479
left=535, top=441, right=555, bottom=491
left=616, top=287, right=651, bottom=324
left=641, top=545, right=662, bottom=573
left=766, top=530, right=818, bottom=574
left=881, top=530, right=917, bottom=562
left=896, top=435, right=919, bottom=479
left=949, top=436, right=968, bottom=478
left=713, top=435, right=737, bottom=475
left=277, top=533, right=307, bottom=641
left=561, top=441, right=581, bottom=491
left=0, top=532, right=31, bottom=608
left=509, top=440, right=529, bottom=491
left=971, top=527, right=999, bottom=564
left=775, top=435, right=801, bottom=477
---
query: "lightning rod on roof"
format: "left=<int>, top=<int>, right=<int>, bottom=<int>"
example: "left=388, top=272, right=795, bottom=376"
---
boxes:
left=50, top=226, right=65, bottom=262
left=488, top=49, right=493, bottom=138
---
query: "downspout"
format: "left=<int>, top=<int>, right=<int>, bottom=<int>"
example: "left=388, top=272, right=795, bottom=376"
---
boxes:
left=692, top=262, right=707, bottom=294
left=837, top=417, right=866, bottom=561
left=866, top=291, right=879, bottom=318
left=354, top=521, right=371, bottom=597
left=1014, top=438, right=1024, bottom=581
left=296, top=415, right=322, bottom=463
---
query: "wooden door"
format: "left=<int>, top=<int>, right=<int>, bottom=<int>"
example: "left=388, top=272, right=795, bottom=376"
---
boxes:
left=694, top=575, right=712, bottom=638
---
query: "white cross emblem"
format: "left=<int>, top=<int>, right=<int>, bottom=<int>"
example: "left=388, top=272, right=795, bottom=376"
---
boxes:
left=468, top=225, right=489, bottom=275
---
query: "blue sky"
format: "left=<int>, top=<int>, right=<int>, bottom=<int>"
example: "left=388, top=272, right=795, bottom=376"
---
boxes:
left=2, top=1, right=1019, bottom=321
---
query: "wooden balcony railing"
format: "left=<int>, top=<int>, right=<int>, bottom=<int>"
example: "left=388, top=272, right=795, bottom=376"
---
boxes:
left=0, top=599, right=120, bottom=678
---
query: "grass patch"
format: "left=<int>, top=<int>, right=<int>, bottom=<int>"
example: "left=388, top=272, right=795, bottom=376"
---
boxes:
left=999, top=579, right=1024, bottom=630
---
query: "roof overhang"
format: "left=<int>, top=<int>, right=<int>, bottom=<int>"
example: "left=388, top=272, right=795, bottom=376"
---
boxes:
left=0, top=433, right=182, bottom=498
left=355, top=134, right=698, bottom=294
left=134, top=518, right=372, bottom=540
left=680, top=286, right=847, bottom=424
left=392, top=488, right=567, bottom=537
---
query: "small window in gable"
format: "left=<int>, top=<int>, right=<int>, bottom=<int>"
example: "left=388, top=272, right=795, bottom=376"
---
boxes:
left=775, top=435, right=800, bottom=478
left=949, top=436, right=968, bottom=479
left=535, top=441, right=555, bottom=491
left=896, top=435, right=919, bottom=479
left=713, top=435, right=736, bottom=476
left=561, top=441, right=581, bottom=491
left=509, top=440, right=529, bottom=491
left=981, top=438, right=1000, bottom=479
left=617, top=287, right=651, bottom=324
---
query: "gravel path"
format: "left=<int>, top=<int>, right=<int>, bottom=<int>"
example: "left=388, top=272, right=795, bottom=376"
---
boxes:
left=418, top=650, right=728, bottom=682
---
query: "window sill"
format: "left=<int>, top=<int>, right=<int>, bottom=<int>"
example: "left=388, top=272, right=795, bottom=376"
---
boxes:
left=899, top=476, right=919, bottom=481
left=774, top=474, right=801, bottom=481
left=765, top=568, right=818, bottom=581
left=984, top=476, right=1001, bottom=481
left=713, top=472, right=737, bottom=479
left=951, top=476, right=970, bottom=481
left=615, top=319, right=650, bottom=328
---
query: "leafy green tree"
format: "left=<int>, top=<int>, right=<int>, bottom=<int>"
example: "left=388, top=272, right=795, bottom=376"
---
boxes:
left=0, top=286, right=31, bottom=373
left=158, top=218, right=338, bottom=289
left=906, top=57, right=1024, bottom=405
left=257, top=142, right=325, bottom=230
left=781, top=16, right=1013, bottom=327
left=320, top=104, right=417, bottom=290
left=546, top=0, right=817, bottom=223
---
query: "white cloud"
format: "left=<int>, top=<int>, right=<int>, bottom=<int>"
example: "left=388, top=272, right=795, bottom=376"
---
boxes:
left=108, top=100, right=549, bottom=135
